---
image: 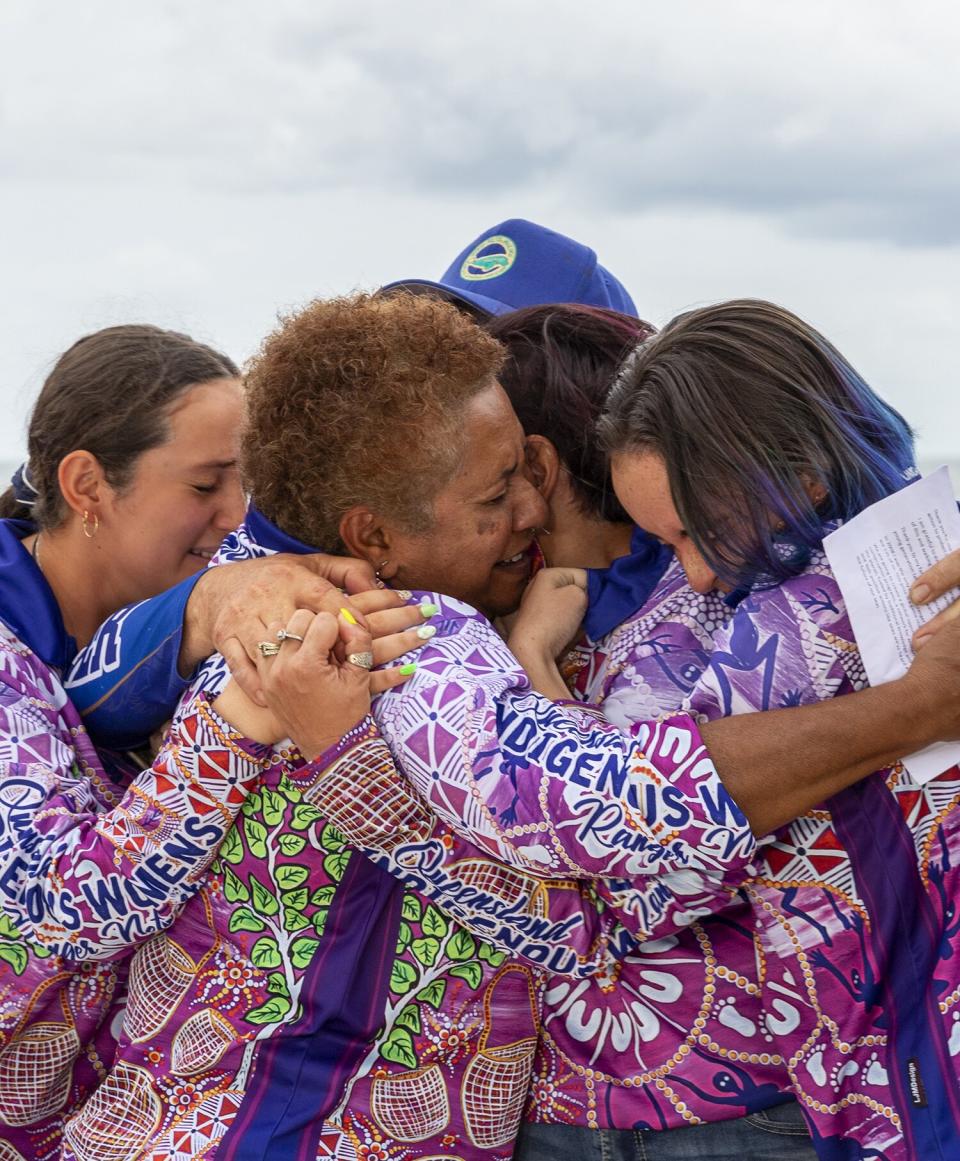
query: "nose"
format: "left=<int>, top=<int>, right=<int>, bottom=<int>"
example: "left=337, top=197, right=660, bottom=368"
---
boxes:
left=513, top=475, right=548, bottom=533
left=677, top=544, right=719, bottom=595
left=216, top=474, right=247, bottom=532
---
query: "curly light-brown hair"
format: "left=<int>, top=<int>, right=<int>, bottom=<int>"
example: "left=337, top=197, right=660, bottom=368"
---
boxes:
left=242, top=292, right=506, bottom=549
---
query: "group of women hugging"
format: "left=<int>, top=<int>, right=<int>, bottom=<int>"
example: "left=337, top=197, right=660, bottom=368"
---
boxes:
left=3, top=218, right=960, bottom=1161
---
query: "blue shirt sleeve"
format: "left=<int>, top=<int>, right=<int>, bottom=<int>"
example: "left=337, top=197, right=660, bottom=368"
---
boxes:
left=66, top=572, right=205, bottom=748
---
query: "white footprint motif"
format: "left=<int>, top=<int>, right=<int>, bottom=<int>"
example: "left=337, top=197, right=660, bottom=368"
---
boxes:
left=806, top=1048, right=827, bottom=1087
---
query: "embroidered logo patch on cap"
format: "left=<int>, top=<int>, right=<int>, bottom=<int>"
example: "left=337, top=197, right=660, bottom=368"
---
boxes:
left=459, top=235, right=517, bottom=281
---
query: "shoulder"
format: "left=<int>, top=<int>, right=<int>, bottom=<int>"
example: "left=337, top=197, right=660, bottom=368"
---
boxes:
left=736, top=550, right=849, bottom=635
left=0, top=622, right=69, bottom=711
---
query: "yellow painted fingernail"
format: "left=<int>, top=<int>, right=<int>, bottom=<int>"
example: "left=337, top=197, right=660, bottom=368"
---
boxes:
left=399, top=662, right=417, bottom=675
left=419, top=602, right=439, bottom=619
left=340, top=607, right=359, bottom=626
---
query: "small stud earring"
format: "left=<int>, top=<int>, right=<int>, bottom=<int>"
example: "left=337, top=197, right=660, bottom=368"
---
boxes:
left=374, top=558, right=390, bottom=587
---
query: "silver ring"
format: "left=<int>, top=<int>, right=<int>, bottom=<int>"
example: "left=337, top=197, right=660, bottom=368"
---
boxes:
left=257, top=640, right=281, bottom=657
left=276, top=629, right=305, bottom=644
left=346, top=651, right=374, bottom=670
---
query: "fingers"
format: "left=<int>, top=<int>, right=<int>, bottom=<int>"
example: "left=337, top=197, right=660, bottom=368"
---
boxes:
left=910, top=547, right=960, bottom=606
left=221, top=634, right=268, bottom=706
left=372, top=624, right=435, bottom=666
left=913, top=597, right=960, bottom=649
left=350, top=589, right=411, bottom=617
left=364, top=602, right=438, bottom=640
left=337, top=616, right=377, bottom=674
left=371, top=664, right=418, bottom=694
left=300, top=552, right=378, bottom=594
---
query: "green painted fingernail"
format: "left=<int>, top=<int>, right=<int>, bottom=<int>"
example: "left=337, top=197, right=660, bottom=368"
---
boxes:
left=419, top=602, right=439, bottom=619
left=416, top=624, right=437, bottom=640
left=399, top=662, right=417, bottom=675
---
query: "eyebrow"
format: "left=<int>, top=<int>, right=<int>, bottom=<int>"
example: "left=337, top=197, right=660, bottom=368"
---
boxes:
left=190, top=459, right=238, bottom=471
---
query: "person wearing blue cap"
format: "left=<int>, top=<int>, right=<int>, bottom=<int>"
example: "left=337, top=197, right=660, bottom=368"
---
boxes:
left=381, top=217, right=639, bottom=319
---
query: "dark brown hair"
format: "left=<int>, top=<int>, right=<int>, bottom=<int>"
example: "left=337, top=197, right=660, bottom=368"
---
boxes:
left=598, top=299, right=915, bottom=590
left=486, top=304, right=656, bottom=523
left=1, top=325, right=238, bottom=528
left=242, top=292, right=505, bottom=549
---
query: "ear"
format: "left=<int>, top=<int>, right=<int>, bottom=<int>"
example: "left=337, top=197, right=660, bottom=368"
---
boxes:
left=339, top=506, right=396, bottom=575
left=57, top=450, right=108, bottom=520
left=800, top=473, right=828, bottom=508
left=524, top=435, right=561, bottom=502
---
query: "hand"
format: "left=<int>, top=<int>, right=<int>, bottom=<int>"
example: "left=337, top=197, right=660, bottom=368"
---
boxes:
left=182, top=554, right=421, bottom=705
left=508, top=567, right=588, bottom=661
left=910, top=548, right=960, bottom=648
left=508, top=567, right=587, bottom=701
left=214, top=609, right=417, bottom=759
left=900, top=616, right=960, bottom=742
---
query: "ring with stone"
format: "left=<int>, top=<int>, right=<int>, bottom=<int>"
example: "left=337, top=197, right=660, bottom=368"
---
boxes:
left=276, top=629, right=305, bottom=644
left=346, top=651, right=374, bottom=670
left=257, top=640, right=282, bottom=657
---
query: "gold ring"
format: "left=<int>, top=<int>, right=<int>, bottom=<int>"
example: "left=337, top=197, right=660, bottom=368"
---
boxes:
left=346, top=651, right=374, bottom=670
left=257, top=641, right=281, bottom=657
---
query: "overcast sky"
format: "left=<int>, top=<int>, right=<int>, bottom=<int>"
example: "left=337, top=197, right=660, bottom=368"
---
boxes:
left=2, top=0, right=958, bottom=467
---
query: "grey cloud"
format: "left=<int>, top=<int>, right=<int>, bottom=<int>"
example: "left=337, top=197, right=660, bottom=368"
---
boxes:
left=2, top=0, right=958, bottom=246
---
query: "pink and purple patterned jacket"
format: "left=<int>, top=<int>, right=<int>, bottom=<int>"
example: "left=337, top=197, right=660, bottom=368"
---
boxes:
left=556, top=553, right=960, bottom=1159
left=62, top=510, right=761, bottom=1161
left=0, top=523, right=271, bottom=1161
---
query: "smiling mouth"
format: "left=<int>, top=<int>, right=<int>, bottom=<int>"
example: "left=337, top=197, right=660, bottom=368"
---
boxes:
left=188, top=548, right=216, bottom=561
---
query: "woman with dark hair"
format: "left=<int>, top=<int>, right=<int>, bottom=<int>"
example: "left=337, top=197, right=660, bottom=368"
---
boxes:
left=0, top=325, right=404, bottom=1159
left=516, top=299, right=959, bottom=1158
left=488, top=304, right=675, bottom=654
left=488, top=304, right=653, bottom=569
left=67, top=292, right=960, bottom=1161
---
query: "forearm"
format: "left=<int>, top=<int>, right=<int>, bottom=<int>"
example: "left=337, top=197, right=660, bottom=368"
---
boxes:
left=702, top=676, right=934, bottom=835
left=5, top=697, right=269, bottom=959
left=304, top=724, right=637, bottom=976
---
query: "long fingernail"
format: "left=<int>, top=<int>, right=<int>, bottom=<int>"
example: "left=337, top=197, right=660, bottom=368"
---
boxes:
left=914, top=633, right=932, bottom=649
left=340, top=607, right=359, bottom=625
left=395, top=589, right=413, bottom=601
left=398, top=662, right=417, bottom=675
left=416, top=624, right=437, bottom=640
left=910, top=583, right=931, bottom=604
left=419, top=602, right=439, bottom=619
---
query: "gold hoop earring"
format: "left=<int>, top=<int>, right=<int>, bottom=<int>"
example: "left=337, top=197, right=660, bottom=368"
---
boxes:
left=82, top=510, right=100, bottom=539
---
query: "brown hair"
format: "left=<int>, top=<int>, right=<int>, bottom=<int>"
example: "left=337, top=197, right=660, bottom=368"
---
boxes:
left=486, top=304, right=656, bottom=523
left=598, top=299, right=915, bottom=590
left=1, top=325, right=238, bottom=528
left=242, top=292, right=505, bottom=549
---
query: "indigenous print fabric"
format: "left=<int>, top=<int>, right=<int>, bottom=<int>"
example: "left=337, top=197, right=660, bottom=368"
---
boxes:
left=63, top=515, right=759, bottom=1161
left=530, top=561, right=792, bottom=1133
left=0, top=621, right=268, bottom=1160
left=563, top=553, right=960, bottom=1158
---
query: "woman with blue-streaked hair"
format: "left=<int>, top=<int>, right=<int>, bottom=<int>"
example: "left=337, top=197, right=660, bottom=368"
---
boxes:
left=515, top=299, right=957, bottom=1159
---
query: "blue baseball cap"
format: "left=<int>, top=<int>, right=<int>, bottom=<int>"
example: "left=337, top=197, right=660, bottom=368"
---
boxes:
left=380, top=218, right=638, bottom=319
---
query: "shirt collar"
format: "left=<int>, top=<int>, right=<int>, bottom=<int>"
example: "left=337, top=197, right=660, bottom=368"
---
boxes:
left=0, top=519, right=76, bottom=671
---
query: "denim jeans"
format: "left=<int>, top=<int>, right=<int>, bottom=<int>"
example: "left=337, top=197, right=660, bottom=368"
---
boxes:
left=514, top=1100, right=818, bottom=1161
